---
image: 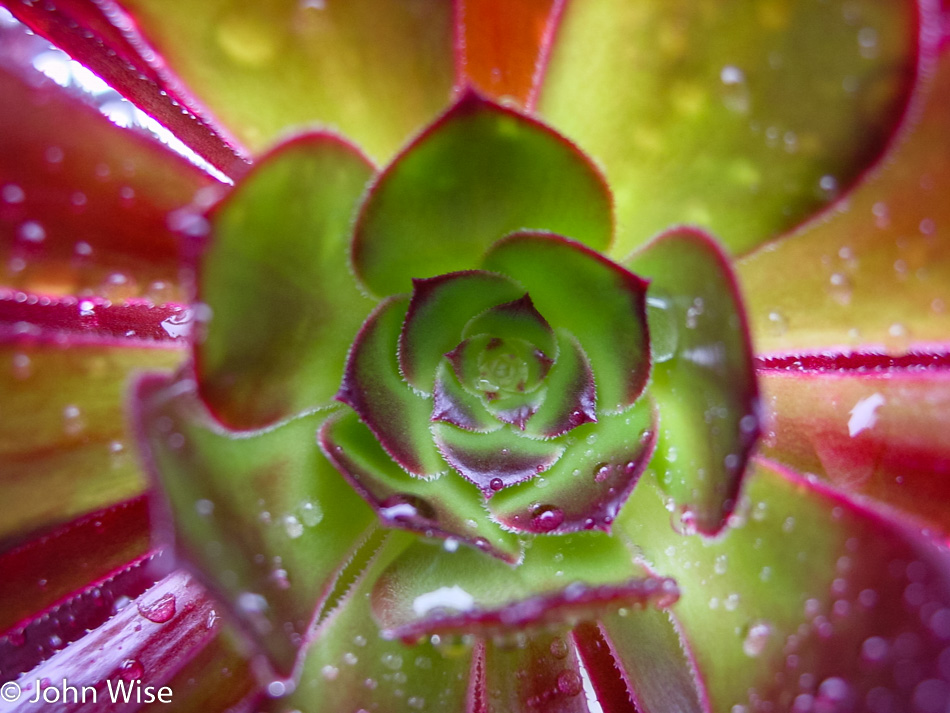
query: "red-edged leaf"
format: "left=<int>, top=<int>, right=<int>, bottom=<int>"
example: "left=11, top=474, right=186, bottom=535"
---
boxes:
left=0, top=63, right=218, bottom=301
left=4, top=570, right=241, bottom=713
left=484, top=232, right=649, bottom=415
left=431, top=421, right=564, bottom=495
left=455, top=0, right=563, bottom=110
left=522, top=332, right=597, bottom=440
left=471, top=631, right=594, bottom=713
left=0, top=340, right=180, bottom=540
left=538, top=0, right=920, bottom=256
left=337, top=298, right=448, bottom=478
left=195, top=134, right=375, bottom=430
left=0, top=292, right=190, bottom=345
left=739, top=19, right=949, bottom=355
left=575, top=610, right=709, bottom=713
left=353, top=94, right=614, bottom=297
left=626, top=227, right=759, bottom=536
left=0, top=551, right=162, bottom=681
left=134, top=373, right=375, bottom=678
left=262, top=532, right=474, bottom=713
left=115, top=0, right=454, bottom=163
left=320, top=411, right=521, bottom=564
left=621, top=457, right=950, bottom=712
left=758, top=355, right=950, bottom=534
left=0, top=497, right=150, bottom=634
left=399, top=271, right=525, bottom=395
left=371, top=534, right=677, bottom=641
left=3, top=0, right=248, bottom=176
left=489, top=400, right=656, bottom=535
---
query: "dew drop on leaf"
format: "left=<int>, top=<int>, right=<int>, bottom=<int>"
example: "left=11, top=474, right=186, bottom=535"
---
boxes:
left=137, top=593, right=176, bottom=623
left=118, top=658, right=144, bottom=681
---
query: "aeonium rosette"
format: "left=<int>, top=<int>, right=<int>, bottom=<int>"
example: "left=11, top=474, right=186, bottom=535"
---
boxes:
left=133, top=92, right=759, bottom=690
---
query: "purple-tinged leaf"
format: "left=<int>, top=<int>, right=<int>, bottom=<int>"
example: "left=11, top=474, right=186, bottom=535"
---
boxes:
left=431, top=359, right=503, bottom=434
left=320, top=411, right=521, bottom=564
left=0, top=551, right=162, bottom=681
left=2, top=0, right=248, bottom=177
left=134, top=373, right=375, bottom=678
left=538, top=0, right=919, bottom=256
left=471, top=631, right=594, bottom=713
left=0, top=292, right=191, bottom=345
left=431, top=421, right=564, bottom=495
left=0, top=341, right=180, bottom=540
left=337, top=297, right=448, bottom=478
left=196, top=134, right=375, bottom=431
left=0, top=497, right=150, bottom=634
left=353, top=94, right=613, bottom=296
left=455, top=0, right=563, bottom=110
left=620, top=457, right=950, bottom=712
left=575, top=609, right=709, bottom=713
left=739, top=26, right=950, bottom=354
left=627, top=227, right=759, bottom=536
left=490, top=400, right=656, bottom=535
left=399, top=271, right=525, bottom=395
left=758, top=355, right=950, bottom=534
left=261, top=532, right=474, bottom=713
left=3, top=570, right=240, bottom=713
left=0, top=64, right=217, bottom=301
left=523, top=332, right=597, bottom=439
left=484, top=232, right=649, bottom=414
left=372, top=534, right=677, bottom=641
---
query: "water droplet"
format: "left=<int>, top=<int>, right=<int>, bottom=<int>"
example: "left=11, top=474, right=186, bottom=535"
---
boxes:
left=743, top=621, right=772, bottom=657
left=719, top=65, right=750, bottom=113
left=556, top=670, right=582, bottom=697
left=195, top=499, right=214, bottom=517
left=2, top=184, right=25, bottom=203
left=531, top=505, right=564, bottom=533
left=594, top=463, right=611, bottom=483
left=321, top=665, right=339, bottom=680
left=300, top=500, right=323, bottom=527
left=549, top=637, right=569, bottom=659
left=118, top=658, right=144, bottom=681
left=138, top=593, right=176, bottom=623
left=489, top=478, right=504, bottom=492
left=17, top=221, right=45, bottom=243
left=283, top=514, right=304, bottom=539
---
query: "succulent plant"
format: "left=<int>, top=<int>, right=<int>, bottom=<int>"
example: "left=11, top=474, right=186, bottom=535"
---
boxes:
left=2, top=1, right=950, bottom=712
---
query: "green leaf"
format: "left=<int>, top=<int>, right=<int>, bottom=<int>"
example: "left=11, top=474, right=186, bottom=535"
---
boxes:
left=0, top=342, right=181, bottom=539
left=620, top=458, right=950, bottom=712
left=538, top=0, right=916, bottom=256
left=483, top=232, right=649, bottom=414
left=337, top=297, right=447, bottom=477
left=118, top=0, right=455, bottom=162
left=197, top=134, right=375, bottom=430
left=267, top=532, right=474, bottom=713
left=739, top=45, right=950, bottom=354
left=399, top=271, right=525, bottom=395
left=371, top=533, right=678, bottom=640
left=353, top=94, right=614, bottom=296
left=134, top=374, right=375, bottom=677
left=320, top=411, right=522, bottom=564
left=490, top=400, right=656, bottom=534
left=627, top=227, right=759, bottom=535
